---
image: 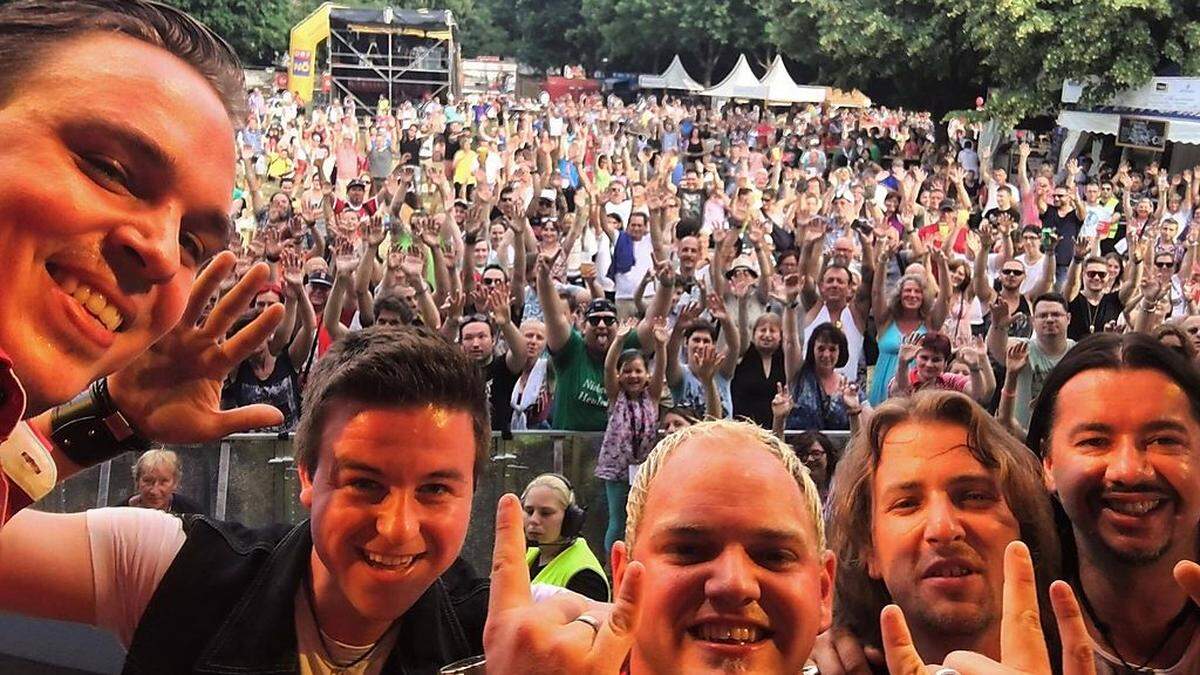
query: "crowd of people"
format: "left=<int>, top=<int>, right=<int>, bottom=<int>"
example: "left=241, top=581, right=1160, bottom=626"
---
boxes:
left=1, top=1, right=1199, bottom=674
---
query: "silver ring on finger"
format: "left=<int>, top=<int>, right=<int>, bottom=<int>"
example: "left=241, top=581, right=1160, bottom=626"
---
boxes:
left=572, top=613, right=601, bottom=636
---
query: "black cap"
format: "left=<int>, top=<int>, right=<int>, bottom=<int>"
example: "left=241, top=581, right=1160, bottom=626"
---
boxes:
left=347, top=179, right=368, bottom=190
left=938, top=199, right=957, bottom=211
left=307, top=270, right=334, bottom=288
left=585, top=298, right=617, bottom=316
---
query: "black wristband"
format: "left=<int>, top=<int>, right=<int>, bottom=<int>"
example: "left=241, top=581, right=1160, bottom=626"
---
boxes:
left=49, top=379, right=151, bottom=467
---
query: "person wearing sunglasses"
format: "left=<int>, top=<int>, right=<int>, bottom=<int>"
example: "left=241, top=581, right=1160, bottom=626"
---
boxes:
left=1063, top=236, right=1138, bottom=340
left=1039, top=184, right=1086, bottom=288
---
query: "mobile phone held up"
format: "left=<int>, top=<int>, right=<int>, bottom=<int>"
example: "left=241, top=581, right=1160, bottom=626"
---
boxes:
left=1041, top=226, right=1056, bottom=252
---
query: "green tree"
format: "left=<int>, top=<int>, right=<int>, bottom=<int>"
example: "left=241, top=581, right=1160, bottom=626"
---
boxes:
left=583, top=0, right=771, bottom=84
left=163, top=0, right=296, bottom=66
left=766, top=0, right=1200, bottom=121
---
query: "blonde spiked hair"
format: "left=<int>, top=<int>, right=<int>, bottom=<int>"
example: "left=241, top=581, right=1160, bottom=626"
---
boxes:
left=624, top=418, right=824, bottom=554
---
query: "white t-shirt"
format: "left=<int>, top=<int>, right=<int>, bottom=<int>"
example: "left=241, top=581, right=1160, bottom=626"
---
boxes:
left=613, top=234, right=655, bottom=300
left=1015, top=252, right=1047, bottom=296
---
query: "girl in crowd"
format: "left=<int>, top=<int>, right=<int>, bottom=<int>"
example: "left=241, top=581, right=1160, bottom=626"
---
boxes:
left=595, top=318, right=668, bottom=555
left=521, top=474, right=609, bottom=601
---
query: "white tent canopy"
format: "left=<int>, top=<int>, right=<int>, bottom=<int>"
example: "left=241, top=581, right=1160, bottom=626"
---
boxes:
left=758, top=55, right=825, bottom=104
left=701, top=54, right=766, bottom=99
left=638, top=54, right=704, bottom=92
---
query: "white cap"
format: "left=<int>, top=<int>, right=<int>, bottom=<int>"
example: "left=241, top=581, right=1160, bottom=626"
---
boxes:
left=540, top=188, right=557, bottom=201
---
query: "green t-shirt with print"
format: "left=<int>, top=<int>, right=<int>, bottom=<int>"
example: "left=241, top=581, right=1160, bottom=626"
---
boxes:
left=551, top=329, right=640, bottom=431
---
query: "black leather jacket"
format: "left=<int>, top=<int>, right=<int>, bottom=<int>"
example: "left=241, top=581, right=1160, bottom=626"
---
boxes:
left=122, top=516, right=488, bottom=674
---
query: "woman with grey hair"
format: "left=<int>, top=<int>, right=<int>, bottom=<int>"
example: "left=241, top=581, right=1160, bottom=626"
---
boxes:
left=116, top=449, right=203, bottom=515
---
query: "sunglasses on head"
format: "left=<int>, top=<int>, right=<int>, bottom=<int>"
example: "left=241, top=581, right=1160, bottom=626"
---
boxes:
left=587, top=314, right=617, bottom=326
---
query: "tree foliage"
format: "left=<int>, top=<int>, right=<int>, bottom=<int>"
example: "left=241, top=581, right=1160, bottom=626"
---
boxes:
left=163, top=0, right=297, bottom=65
left=766, top=0, right=1200, bottom=121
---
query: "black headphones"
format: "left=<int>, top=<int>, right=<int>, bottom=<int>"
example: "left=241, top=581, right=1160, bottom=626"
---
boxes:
left=523, top=473, right=587, bottom=543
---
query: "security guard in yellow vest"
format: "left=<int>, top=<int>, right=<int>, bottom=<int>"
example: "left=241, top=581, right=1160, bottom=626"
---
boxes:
left=521, top=473, right=610, bottom=601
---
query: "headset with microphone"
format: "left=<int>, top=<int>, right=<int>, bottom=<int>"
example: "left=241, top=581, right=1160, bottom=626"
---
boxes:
left=521, top=472, right=587, bottom=544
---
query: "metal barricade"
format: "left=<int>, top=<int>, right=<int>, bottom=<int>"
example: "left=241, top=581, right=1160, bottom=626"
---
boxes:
left=36, top=430, right=851, bottom=573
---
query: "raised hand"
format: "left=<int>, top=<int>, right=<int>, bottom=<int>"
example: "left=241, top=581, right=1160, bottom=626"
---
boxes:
left=692, top=343, right=723, bottom=382
left=487, top=283, right=513, bottom=326
left=898, top=332, right=922, bottom=362
left=771, top=382, right=793, bottom=420
left=991, top=297, right=1012, bottom=330
left=333, top=237, right=359, bottom=277
left=615, top=317, right=638, bottom=341
left=1073, top=235, right=1093, bottom=260
left=957, top=335, right=986, bottom=369
left=365, top=214, right=387, bottom=248
left=783, top=273, right=804, bottom=304
left=881, top=541, right=1096, bottom=675
left=840, top=377, right=862, bottom=413
left=676, top=301, right=702, bottom=329
left=398, top=248, right=427, bottom=283
left=1005, top=340, right=1029, bottom=374
left=706, top=291, right=730, bottom=322
left=107, top=252, right=286, bottom=442
left=483, top=494, right=644, bottom=674
left=280, top=247, right=304, bottom=289
left=651, top=316, right=670, bottom=346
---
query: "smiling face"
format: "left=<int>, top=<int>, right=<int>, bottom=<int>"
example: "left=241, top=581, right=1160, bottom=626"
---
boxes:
left=753, top=316, right=782, bottom=353
left=619, top=354, right=649, bottom=396
left=1044, top=369, right=1200, bottom=566
left=1083, top=262, right=1109, bottom=293
left=914, top=348, right=947, bottom=382
left=899, top=279, right=925, bottom=312
left=0, top=33, right=235, bottom=412
left=614, top=437, right=834, bottom=675
left=299, top=404, right=475, bottom=640
left=869, top=421, right=1018, bottom=644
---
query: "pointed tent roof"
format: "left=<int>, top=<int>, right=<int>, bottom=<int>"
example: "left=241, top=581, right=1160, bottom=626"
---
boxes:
left=700, top=54, right=767, bottom=99
left=638, top=55, right=704, bottom=92
left=758, top=55, right=826, bottom=104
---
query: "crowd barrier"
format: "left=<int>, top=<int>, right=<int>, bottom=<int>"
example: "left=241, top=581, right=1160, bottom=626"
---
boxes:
left=38, top=430, right=851, bottom=573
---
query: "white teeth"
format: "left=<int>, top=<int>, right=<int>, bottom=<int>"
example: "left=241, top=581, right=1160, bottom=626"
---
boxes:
left=63, top=277, right=124, bottom=332
left=364, top=551, right=415, bottom=568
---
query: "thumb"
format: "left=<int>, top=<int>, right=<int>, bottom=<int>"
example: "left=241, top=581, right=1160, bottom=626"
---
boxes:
left=880, top=605, right=928, bottom=675
left=212, top=404, right=285, bottom=440
left=593, top=560, right=645, bottom=669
